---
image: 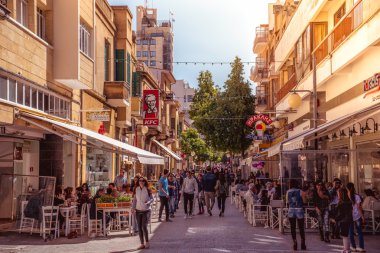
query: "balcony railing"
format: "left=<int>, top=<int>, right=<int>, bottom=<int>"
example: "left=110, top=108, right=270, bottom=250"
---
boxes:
left=313, top=0, right=380, bottom=65
left=254, top=26, right=269, bottom=44
left=277, top=73, right=297, bottom=103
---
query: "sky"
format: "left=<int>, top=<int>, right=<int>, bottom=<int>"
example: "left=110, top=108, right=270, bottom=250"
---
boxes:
left=109, top=0, right=273, bottom=89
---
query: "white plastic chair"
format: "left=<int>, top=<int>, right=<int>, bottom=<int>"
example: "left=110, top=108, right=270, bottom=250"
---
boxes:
left=252, top=204, right=269, bottom=227
left=269, top=200, right=283, bottom=229
left=19, top=201, right=37, bottom=235
left=87, top=203, right=102, bottom=237
left=41, top=206, right=59, bottom=240
left=364, top=200, right=380, bottom=234
left=68, top=204, right=86, bottom=235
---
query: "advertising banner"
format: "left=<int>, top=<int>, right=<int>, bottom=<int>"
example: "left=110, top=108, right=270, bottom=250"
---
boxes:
left=143, top=89, right=160, bottom=126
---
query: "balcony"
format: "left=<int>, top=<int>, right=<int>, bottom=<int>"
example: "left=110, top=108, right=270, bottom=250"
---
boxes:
left=104, top=81, right=130, bottom=107
left=0, top=0, right=10, bottom=15
left=250, top=58, right=269, bottom=83
left=253, top=25, right=269, bottom=54
left=313, top=0, right=379, bottom=65
left=277, top=73, right=297, bottom=103
left=255, top=86, right=268, bottom=111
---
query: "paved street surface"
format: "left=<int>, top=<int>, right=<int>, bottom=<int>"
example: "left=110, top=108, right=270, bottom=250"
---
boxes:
left=0, top=199, right=379, bottom=253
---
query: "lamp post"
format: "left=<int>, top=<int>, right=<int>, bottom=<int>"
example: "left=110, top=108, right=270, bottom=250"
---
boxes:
left=287, top=54, right=318, bottom=130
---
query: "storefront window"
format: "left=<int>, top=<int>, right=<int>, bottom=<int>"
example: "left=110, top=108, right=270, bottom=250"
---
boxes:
left=357, top=143, right=380, bottom=194
left=86, top=141, right=112, bottom=195
left=330, top=151, right=350, bottom=184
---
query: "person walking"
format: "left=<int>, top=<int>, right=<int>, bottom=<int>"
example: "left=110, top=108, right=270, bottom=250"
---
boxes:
left=182, top=171, right=198, bottom=219
left=286, top=179, right=307, bottom=251
left=203, top=166, right=217, bottom=216
left=158, top=169, right=172, bottom=222
left=347, top=182, right=365, bottom=252
left=215, top=173, right=229, bottom=217
left=329, top=178, right=342, bottom=239
left=168, top=173, right=178, bottom=218
left=314, top=180, right=331, bottom=243
left=196, top=173, right=205, bottom=215
left=334, top=187, right=353, bottom=253
left=132, top=177, right=154, bottom=250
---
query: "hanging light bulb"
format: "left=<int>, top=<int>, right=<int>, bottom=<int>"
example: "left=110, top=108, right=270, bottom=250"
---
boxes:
left=340, top=130, right=347, bottom=139
left=332, top=132, right=338, bottom=141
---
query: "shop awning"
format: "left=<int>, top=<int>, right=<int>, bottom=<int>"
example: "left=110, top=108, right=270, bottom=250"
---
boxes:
left=19, top=113, right=165, bottom=165
left=279, top=103, right=380, bottom=152
left=267, top=143, right=281, bottom=157
left=151, top=139, right=182, bottom=161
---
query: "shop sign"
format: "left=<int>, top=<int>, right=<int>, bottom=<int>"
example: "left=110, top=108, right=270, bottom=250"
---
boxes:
left=143, top=89, right=160, bottom=126
left=86, top=111, right=110, bottom=122
left=363, top=73, right=380, bottom=99
left=246, top=114, right=273, bottom=127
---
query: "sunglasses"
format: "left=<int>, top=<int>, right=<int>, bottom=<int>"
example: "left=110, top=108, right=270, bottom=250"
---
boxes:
left=139, top=180, right=145, bottom=182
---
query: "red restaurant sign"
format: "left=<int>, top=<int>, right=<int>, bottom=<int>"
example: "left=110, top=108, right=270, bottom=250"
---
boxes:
left=143, top=89, right=160, bottom=126
left=246, top=114, right=273, bottom=127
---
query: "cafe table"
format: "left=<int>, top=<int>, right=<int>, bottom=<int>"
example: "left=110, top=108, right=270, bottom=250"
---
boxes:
left=96, top=204, right=133, bottom=236
left=59, top=205, right=77, bottom=236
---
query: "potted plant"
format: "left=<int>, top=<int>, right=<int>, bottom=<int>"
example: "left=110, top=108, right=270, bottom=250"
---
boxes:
left=117, top=195, right=132, bottom=207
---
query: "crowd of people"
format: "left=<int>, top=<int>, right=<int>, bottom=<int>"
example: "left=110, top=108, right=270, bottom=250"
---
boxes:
left=41, top=165, right=380, bottom=252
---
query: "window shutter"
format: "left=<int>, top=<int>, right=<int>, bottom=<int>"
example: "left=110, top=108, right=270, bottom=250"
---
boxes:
left=132, top=72, right=141, bottom=97
left=115, top=49, right=125, bottom=81
left=127, top=53, right=131, bottom=83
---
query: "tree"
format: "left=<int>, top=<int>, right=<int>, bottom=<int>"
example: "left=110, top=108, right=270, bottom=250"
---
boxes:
left=213, top=57, right=256, bottom=155
left=188, top=71, right=219, bottom=148
left=180, top=128, right=209, bottom=162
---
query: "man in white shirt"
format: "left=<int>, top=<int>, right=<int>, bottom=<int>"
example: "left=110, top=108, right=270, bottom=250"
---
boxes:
left=182, top=171, right=198, bottom=218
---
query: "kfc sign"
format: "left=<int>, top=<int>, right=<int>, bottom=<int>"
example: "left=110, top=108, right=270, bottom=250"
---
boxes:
left=143, top=89, right=159, bottom=126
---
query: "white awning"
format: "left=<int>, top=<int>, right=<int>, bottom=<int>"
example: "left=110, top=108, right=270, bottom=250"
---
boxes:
left=280, top=103, right=380, bottom=152
left=152, top=139, right=182, bottom=161
left=282, top=136, right=305, bottom=151
left=267, top=143, right=281, bottom=157
left=19, top=113, right=164, bottom=165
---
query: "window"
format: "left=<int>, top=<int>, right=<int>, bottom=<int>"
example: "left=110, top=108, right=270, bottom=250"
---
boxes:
left=144, top=61, right=148, bottom=66
left=136, top=51, right=141, bottom=57
left=136, top=39, right=141, bottom=45
left=104, top=41, right=110, bottom=81
left=38, top=91, right=43, bottom=110
left=142, top=40, right=149, bottom=45
left=31, top=88, right=37, bottom=109
left=37, top=8, right=46, bottom=40
left=17, top=0, right=28, bottom=27
left=334, top=3, right=346, bottom=25
left=9, top=79, right=16, bottom=102
left=0, top=76, right=7, bottom=100
left=142, top=51, right=148, bottom=57
left=150, top=51, right=156, bottom=57
left=80, top=23, right=91, bottom=57
left=17, top=83, right=23, bottom=104
left=150, top=61, right=156, bottom=66
left=115, top=49, right=125, bottom=81
left=44, top=93, right=49, bottom=113
left=150, top=39, right=156, bottom=45
left=24, top=86, right=30, bottom=106
left=187, top=95, right=193, bottom=102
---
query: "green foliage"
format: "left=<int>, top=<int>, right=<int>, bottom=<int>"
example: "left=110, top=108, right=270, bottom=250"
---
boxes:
left=117, top=195, right=132, bottom=202
left=180, top=128, right=209, bottom=162
left=96, top=195, right=132, bottom=203
left=189, top=57, right=256, bottom=155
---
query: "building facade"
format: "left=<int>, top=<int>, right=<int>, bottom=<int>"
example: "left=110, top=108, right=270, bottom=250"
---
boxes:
left=251, top=0, right=380, bottom=194
left=172, top=79, right=195, bottom=125
left=0, top=0, right=164, bottom=222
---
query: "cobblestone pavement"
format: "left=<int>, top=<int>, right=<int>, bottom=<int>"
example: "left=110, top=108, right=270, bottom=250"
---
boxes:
left=0, top=199, right=379, bottom=253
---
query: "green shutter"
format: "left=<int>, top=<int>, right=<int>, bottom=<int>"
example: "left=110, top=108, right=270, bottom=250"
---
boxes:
left=104, top=43, right=109, bottom=81
left=115, top=49, right=125, bottom=81
left=127, top=53, right=131, bottom=84
left=132, top=72, right=141, bottom=97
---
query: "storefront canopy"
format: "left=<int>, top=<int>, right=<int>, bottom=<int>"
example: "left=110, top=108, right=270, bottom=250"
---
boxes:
left=267, top=143, right=281, bottom=157
left=19, top=113, right=165, bottom=165
left=151, top=139, right=182, bottom=161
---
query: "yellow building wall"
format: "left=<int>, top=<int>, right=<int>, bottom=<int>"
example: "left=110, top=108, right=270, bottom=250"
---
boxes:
left=80, top=54, right=94, bottom=89
left=80, top=0, right=94, bottom=27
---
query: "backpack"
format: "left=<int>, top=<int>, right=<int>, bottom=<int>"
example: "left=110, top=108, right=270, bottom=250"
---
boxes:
left=218, top=182, right=228, bottom=197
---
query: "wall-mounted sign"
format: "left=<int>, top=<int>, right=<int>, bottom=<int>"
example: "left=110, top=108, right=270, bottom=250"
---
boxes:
left=363, top=73, right=380, bottom=98
left=246, top=114, right=273, bottom=127
left=86, top=111, right=110, bottom=122
left=143, top=89, right=160, bottom=126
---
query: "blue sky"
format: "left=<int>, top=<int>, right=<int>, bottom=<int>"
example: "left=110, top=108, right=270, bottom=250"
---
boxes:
left=109, top=0, right=272, bottom=89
